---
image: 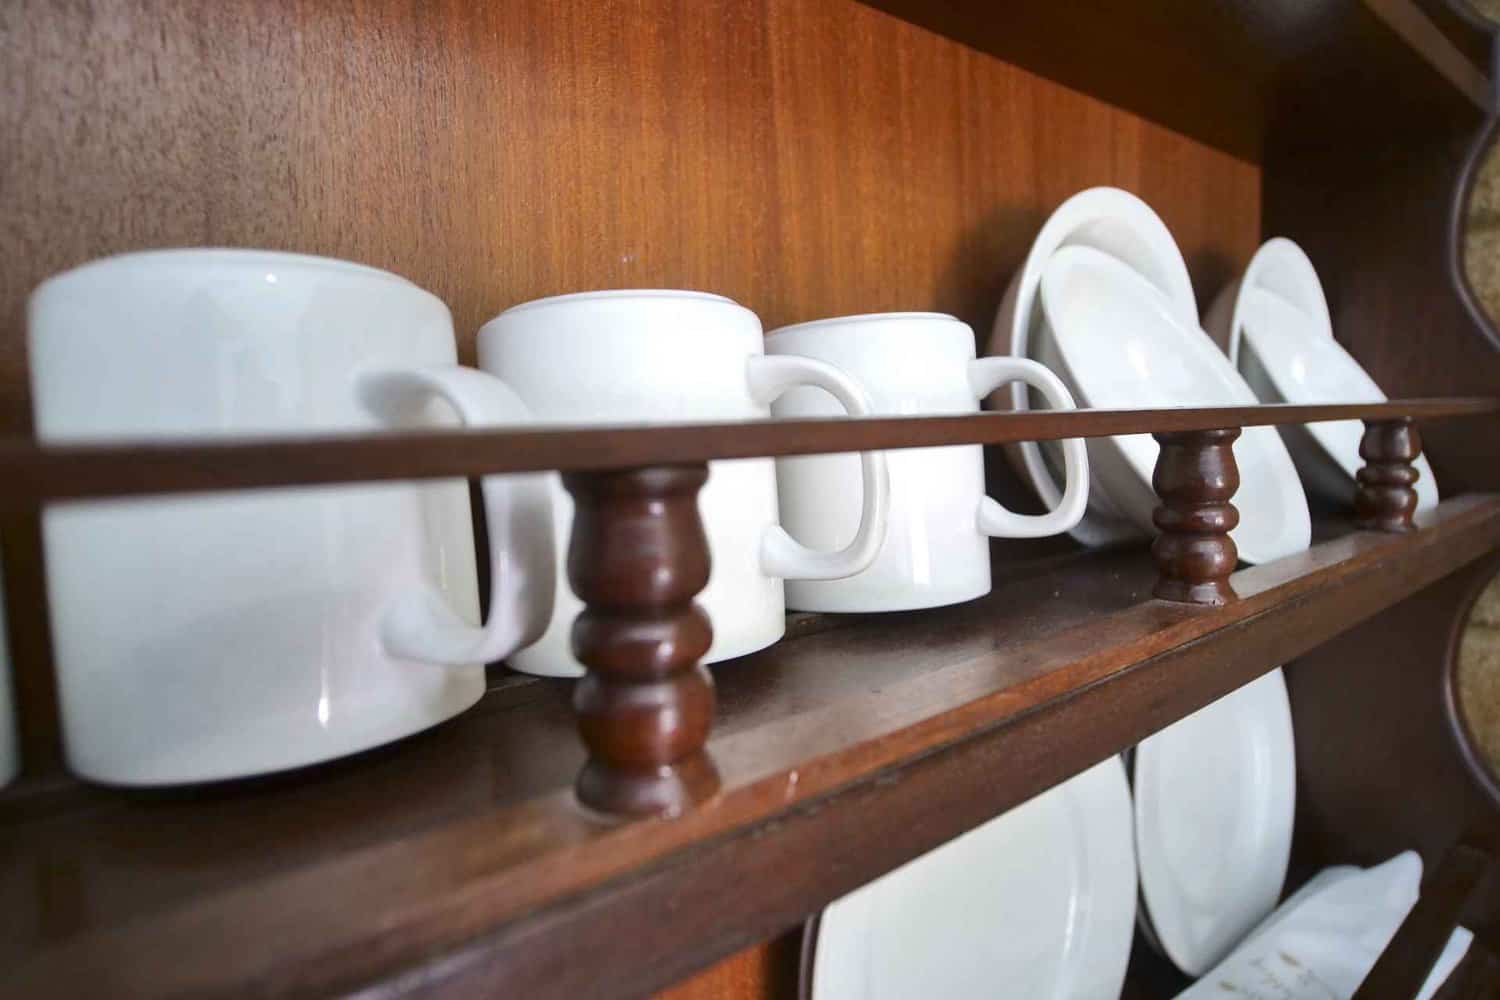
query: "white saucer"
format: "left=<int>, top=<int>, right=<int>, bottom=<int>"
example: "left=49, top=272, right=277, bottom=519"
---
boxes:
left=1038, top=245, right=1312, bottom=565
left=1133, top=670, right=1296, bottom=978
left=987, top=187, right=1198, bottom=548
left=807, top=757, right=1136, bottom=1000
left=1208, top=238, right=1439, bottom=513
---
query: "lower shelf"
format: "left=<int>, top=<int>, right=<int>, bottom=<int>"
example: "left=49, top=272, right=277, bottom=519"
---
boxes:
left=5, top=494, right=1499, bottom=998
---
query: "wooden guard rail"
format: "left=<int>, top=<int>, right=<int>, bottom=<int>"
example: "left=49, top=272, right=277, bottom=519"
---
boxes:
left=3, top=396, right=1497, bottom=815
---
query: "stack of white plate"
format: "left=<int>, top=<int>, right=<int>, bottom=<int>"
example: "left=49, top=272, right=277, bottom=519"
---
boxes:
left=805, top=196, right=1434, bottom=1000
left=1205, top=237, right=1439, bottom=513
left=996, top=189, right=1301, bottom=986
left=804, top=758, right=1138, bottom=1000
left=985, top=187, right=1312, bottom=564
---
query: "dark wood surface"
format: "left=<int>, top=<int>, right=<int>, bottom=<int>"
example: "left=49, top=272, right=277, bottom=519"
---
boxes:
left=3, top=498, right=1497, bottom=997
left=860, top=0, right=1490, bottom=162
left=1263, top=59, right=1497, bottom=502
left=1261, top=2, right=1500, bottom=969
left=0, top=0, right=1259, bottom=777
left=1287, top=554, right=1500, bottom=946
left=566, top=465, right=720, bottom=816
left=1150, top=428, right=1242, bottom=605
left=1355, top=417, right=1424, bottom=532
left=0, top=1, right=1492, bottom=996
left=1353, top=844, right=1494, bottom=999
left=1433, top=942, right=1500, bottom=1000
left=1, top=400, right=1493, bottom=509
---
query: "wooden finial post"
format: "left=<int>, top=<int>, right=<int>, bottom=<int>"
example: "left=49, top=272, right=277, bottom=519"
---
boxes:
left=1151, top=428, right=1241, bottom=606
left=562, top=464, right=720, bottom=817
left=1354, top=418, right=1422, bottom=533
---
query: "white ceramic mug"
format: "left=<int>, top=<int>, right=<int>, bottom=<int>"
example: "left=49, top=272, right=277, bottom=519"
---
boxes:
left=28, top=250, right=555, bottom=785
left=478, top=290, right=890, bottom=677
left=765, top=313, right=1088, bottom=612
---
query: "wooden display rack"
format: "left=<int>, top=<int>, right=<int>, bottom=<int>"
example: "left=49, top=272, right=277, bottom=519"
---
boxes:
left=2, top=1, right=1500, bottom=997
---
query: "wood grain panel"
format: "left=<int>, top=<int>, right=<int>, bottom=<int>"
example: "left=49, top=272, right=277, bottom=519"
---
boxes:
left=0, top=0, right=1259, bottom=426
left=657, top=933, right=798, bottom=1000
left=0, top=0, right=1260, bottom=777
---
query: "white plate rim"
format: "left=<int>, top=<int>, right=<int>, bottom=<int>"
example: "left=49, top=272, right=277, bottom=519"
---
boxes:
left=985, top=187, right=1197, bottom=548
left=1038, top=246, right=1312, bottom=564
left=1233, top=283, right=1440, bottom=512
left=805, top=757, right=1137, bottom=1000
left=1218, top=237, right=1335, bottom=365
left=1132, top=669, right=1297, bottom=978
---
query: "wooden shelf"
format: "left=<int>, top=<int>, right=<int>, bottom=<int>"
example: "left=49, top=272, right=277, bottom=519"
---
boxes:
left=2, top=398, right=1493, bottom=508
left=5, top=496, right=1498, bottom=998
left=858, top=0, right=1491, bottom=161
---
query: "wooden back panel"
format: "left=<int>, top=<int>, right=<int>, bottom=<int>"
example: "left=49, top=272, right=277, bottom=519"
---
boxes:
left=0, top=0, right=1260, bottom=773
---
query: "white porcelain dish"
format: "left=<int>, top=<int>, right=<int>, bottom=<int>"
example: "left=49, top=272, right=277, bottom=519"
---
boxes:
left=1207, top=238, right=1439, bottom=513
left=987, top=187, right=1198, bottom=548
left=1038, top=246, right=1312, bottom=565
left=807, top=757, right=1136, bottom=1000
left=1133, top=670, right=1296, bottom=978
left=1205, top=236, right=1333, bottom=364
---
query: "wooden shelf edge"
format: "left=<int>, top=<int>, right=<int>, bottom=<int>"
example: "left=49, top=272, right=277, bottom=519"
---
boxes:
left=9, top=496, right=1500, bottom=998
left=1, top=398, right=1494, bottom=508
left=1364, top=0, right=1493, bottom=111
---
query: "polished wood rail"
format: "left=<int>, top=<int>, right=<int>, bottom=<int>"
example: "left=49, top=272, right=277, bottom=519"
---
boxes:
left=2, top=398, right=1493, bottom=815
left=0, top=398, right=1494, bottom=507
left=5, top=499, right=1498, bottom=998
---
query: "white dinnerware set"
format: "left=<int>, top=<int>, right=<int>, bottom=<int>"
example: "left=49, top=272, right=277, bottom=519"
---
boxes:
left=806, top=188, right=1440, bottom=999
left=17, top=249, right=1096, bottom=787
left=3, top=186, right=1434, bottom=995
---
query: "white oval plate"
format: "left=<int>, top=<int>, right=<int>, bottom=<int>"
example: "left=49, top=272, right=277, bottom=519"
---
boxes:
left=1038, top=245, right=1311, bottom=565
left=806, top=757, right=1136, bottom=1000
left=986, top=187, right=1198, bottom=548
left=1208, top=239, right=1439, bottom=513
left=1133, top=670, right=1296, bottom=978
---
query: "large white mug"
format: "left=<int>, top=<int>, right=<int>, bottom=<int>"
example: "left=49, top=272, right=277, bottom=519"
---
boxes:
left=765, top=312, right=1088, bottom=612
left=28, top=250, right=555, bottom=785
left=478, top=290, right=890, bottom=677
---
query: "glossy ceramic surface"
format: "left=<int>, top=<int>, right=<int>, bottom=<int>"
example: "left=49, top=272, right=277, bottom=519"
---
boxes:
left=1039, top=246, right=1312, bottom=565
left=1208, top=239, right=1438, bottom=513
left=765, top=313, right=1087, bottom=612
left=809, top=757, right=1136, bottom=1000
left=986, top=187, right=1198, bottom=547
left=28, top=249, right=554, bottom=785
left=478, top=290, right=890, bottom=676
left=1206, top=236, right=1333, bottom=365
left=1133, top=670, right=1296, bottom=977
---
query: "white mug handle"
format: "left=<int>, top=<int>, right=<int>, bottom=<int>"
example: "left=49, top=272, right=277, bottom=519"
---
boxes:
left=746, top=354, right=890, bottom=580
left=967, top=357, right=1089, bottom=538
left=357, top=366, right=555, bottom=665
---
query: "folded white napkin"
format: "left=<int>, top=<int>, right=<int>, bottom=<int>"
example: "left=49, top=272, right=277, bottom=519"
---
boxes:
left=1176, top=851, right=1471, bottom=1000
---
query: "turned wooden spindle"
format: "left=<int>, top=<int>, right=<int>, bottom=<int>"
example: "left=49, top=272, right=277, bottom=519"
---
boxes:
left=1354, top=417, right=1422, bottom=533
left=1151, top=428, right=1241, bottom=606
left=563, top=464, right=720, bottom=817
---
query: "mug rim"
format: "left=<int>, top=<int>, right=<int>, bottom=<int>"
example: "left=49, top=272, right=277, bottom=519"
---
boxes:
left=493, top=288, right=743, bottom=321
left=765, top=311, right=965, bottom=343
left=32, top=248, right=428, bottom=301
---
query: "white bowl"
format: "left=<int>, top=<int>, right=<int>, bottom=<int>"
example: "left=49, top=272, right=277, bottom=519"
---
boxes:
left=987, top=188, right=1199, bottom=548
left=1039, top=246, right=1311, bottom=565
left=1207, top=238, right=1438, bottom=513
